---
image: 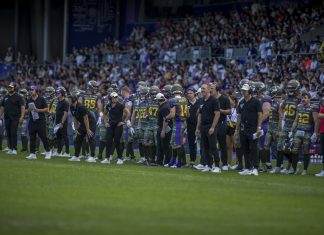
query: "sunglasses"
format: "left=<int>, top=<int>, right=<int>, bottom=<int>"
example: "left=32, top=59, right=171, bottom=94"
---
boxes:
left=111, top=96, right=118, bottom=98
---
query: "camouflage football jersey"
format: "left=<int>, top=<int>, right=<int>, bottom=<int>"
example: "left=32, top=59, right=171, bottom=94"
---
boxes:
left=143, top=99, right=159, bottom=145
left=277, top=98, right=300, bottom=152
left=291, top=103, right=318, bottom=154
left=281, top=98, right=300, bottom=130
left=132, top=98, right=147, bottom=143
left=267, top=99, right=280, bottom=131
left=295, top=104, right=318, bottom=132
left=264, top=99, right=280, bottom=150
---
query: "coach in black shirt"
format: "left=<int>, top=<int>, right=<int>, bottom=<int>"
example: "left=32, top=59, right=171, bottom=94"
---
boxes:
left=196, top=84, right=220, bottom=172
left=25, top=85, right=51, bottom=159
left=186, top=87, right=199, bottom=165
left=69, top=95, right=96, bottom=162
left=156, top=93, right=172, bottom=166
left=210, top=82, right=231, bottom=169
left=235, top=83, right=262, bottom=176
left=0, top=82, right=25, bottom=154
left=55, top=88, right=70, bottom=156
left=103, top=92, right=130, bottom=164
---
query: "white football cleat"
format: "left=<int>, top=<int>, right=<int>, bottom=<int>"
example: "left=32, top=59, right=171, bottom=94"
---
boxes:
left=222, top=165, right=229, bottom=171
left=26, top=153, right=37, bottom=160
left=194, top=164, right=205, bottom=170
left=212, top=167, right=221, bottom=173
left=301, top=170, right=307, bottom=176
left=270, top=167, right=280, bottom=174
left=6, top=149, right=13, bottom=154
left=116, top=159, right=124, bottom=165
left=230, top=164, right=238, bottom=170
left=288, top=167, right=295, bottom=175
left=51, top=149, right=58, bottom=157
left=315, top=170, right=324, bottom=177
left=86, top=156, right=96, bottom=163
left=9, top=149, right=17, bottom=155
left=45, top=151, right=52, bottom=160
left=61, top=153, right=70, bottom=158
left=280, top=168, right=289, bottom=174
left=201, top=166, right=212, bottom=172
left=101, top=158, right=110, bottom=164
left=137, top=157, right=146, bottom=164
left=69, top=156, right=80, bottom=162
left=124, top=157, right=131, bottom=161
left=251, top=168, right=259, bottom=176
left=238, top=169, right=251, bottom=175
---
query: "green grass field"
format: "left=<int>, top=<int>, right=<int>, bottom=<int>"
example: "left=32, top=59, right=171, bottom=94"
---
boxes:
left=0, top=151, right=324, bottom=235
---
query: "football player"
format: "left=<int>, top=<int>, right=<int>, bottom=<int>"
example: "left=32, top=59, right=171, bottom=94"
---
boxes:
left=97, top=87, right=113, bottom=160
left=290, top=92, right=319, bottom=175
left=254, top=81, right=272, bottom=171
left=165, top=84, right=189, bottom=168
left=79, top=80, right=103, bottom=161
left=120, top=86, right=136, bottom=161
left=131, top=86, right=149, bottom=163
left=277, top=79, right=301, bottom=174
left=143, top=86, right=160, bottom=165
left=265, top=86, right=283, bottom=173
left=44, top=86, right=58, bottom=155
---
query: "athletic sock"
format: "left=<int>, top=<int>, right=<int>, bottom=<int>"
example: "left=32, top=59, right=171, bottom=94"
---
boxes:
left=304, top=154, right=310, bottom=170
left=277, top=151, right=283, bottom=167
left=138, top=143, right=144, bottom=159
left=98, top=141, right=106, bottom=159
left=291, top=154, right=298, bottom=172
left=236, top=147, right=243, bottom=168
left=21, top=136, right=28, bottom=151
left=127, top=142, right=135, bottom=158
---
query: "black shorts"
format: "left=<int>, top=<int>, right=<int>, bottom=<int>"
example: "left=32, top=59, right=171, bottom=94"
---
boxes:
left=226, top=126, right=235, bottom=136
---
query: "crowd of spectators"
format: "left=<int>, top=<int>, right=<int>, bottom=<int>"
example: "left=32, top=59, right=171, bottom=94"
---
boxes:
left=0, top=2, right=324, bottom=98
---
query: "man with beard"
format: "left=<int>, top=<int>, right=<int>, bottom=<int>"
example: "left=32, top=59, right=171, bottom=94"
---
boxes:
left=0, top=82, right=25, bottom=155
left=25, top=85, right=51, bottom=160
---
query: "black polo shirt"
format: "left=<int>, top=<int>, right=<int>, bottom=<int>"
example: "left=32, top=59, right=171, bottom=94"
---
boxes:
left=187, top=98, right=200, bottom=126
left=26, top=96, right=47, bottom=121
left=55, top=98, right=70, bottom=124
left=199, top=95, right=220, bottom=127
left=157, top=101, right=172, bottom=128
left=71, top=102, right=95, bottom=129
left=106, top=102, right=124, bottom=126
left=1, top=92, right=25, bottom=120
left=216, top=94, right=231, bottom=123
left=237, top=96, right=262, bottom=136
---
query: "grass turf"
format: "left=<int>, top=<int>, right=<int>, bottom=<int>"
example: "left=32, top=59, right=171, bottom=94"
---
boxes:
left=0, top=152, right=324, bottom=235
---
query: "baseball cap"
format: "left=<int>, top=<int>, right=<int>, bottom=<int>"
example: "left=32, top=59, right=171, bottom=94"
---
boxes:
left=30, top=85, right=38, bottom=91
left=56, top=88, right=65, bottom=95
left=241, top=84, right=250, bottom=91
left=186, top=87, right=196, bottom=92
left=156, top=93, right=165, bottom=100
left=110, top=92, right=118, bottom=98
left=8, top=82, right=16, bottom=89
